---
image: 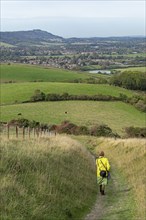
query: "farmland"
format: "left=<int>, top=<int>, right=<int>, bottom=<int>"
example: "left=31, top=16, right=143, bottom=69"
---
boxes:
left=1, top=101, right=145, bottom=135
left=0, top=64, right=90, bottom=82
left=0, top=82, right=136, bottom=105
left=115, top=66, right=146, bottom=72
left=0, top=30, right=146, bottom=220
left=0, top=63, right=145, bottom=136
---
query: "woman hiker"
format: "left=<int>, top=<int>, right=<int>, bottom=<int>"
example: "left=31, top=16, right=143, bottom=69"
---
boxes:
left=96, top=151, right=110, bottom=195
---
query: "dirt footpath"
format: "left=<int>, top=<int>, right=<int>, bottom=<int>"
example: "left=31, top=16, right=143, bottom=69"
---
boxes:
left=84, top=194, right=105, bottom=220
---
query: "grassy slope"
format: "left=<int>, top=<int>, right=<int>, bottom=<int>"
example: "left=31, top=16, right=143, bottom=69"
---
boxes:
left=115, top=66, right=146, bottom=72
left=76, top=136, right=145, bottom=220
left=0, top=135, right=97, bottom=220
left=1, top=82, right=135, bottom=105
left=1, top=101, right=145, bottom=135
left=0, top=42, right=15, bottom=47
left=0, top=64, right=89, bottom=82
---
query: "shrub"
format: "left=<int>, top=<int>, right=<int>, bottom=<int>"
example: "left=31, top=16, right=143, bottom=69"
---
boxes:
left=135, top=100, right=146, bottom=112
left=30, top=89, right=46, bottom=102
left=125, top=126, right=146, bottom=138
left=128, top=95, right=146, bottom=112
left=56, top=121, right=78, bottom=135
left=76, top=126, right=89, bottom=135
left=30, top=91, right=119, bottom=103
left=90, top=124, right=119, bottom=137
left=45, top=93, right=62, bottom=101
left=17, top=118, right=30, bottom=128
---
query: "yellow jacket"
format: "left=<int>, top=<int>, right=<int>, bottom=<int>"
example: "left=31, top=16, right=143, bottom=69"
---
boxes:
left=96, top=156, right=110, bottom=177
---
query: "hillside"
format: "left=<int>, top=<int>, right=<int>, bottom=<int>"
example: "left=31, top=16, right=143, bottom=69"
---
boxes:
left=0, top=29, right=63, bottom=45
left=0, top=64, right=89, bottom=83
left=1, top=101, right=145, bottom=135
left=1, top=30, right=145, bottom=46
left=1, top=82, right=135, bottom=105
left=0, top=135, right=97, bottom=220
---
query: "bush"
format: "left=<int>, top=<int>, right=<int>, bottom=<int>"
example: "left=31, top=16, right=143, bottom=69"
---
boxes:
left=77, top=126, right=90, bottom=135
left=90, top=124, right=119, bottom=137
left=125, top=126, right=146, bottom=138
left=45, top=93, right=62, bottom=101
left=135, top=100, right=146, bottom=112
left=30, top=91, right=120, bottom=103
left=30, top=89, right=46, bottom=102
left=56, top=121, right=78, bottom=135
left=128, top=95, right=146, bottom=112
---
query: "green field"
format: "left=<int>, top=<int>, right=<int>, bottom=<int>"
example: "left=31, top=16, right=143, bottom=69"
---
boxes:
left=0, top=82, right=136, bottom=105
left=1, top=101, right=145, bottom=135
left=115, top=66, right=146, bottom=72
left=0, top=64, right=89, bottom=82
left=0, top=42, right=15, bottom=47
left=124, top=53, right=146, bottom=58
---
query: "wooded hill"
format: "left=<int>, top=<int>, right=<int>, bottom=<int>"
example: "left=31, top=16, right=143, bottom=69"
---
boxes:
left=1, top=29, right=145, bottom=46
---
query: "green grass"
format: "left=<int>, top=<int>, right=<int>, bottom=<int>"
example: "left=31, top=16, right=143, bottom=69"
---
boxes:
left=0, top=42, right=15, bottom=47
left=124, top=53, right=146, bottom=58
left=0, top=64, right=89, bottom=83
left=115, top=66, right=146, bottom=72
left=0, top=82, right=136, bottom=105
left=80, top=65, right=102, bottom=71
left=1, top=101, right=145, bottom=135
left=0, top=135, right=97, bottom=220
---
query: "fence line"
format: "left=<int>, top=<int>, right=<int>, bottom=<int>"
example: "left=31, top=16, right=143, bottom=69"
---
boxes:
left=1, top=125, right=56, bottom=139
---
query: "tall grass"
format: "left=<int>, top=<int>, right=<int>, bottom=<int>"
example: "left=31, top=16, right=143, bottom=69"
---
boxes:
left=0, top=135, right=97, bottom=220
left=78, top=136, right=146, bottom=220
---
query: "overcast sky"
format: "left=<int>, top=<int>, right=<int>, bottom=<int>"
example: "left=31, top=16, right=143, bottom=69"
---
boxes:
left=1, top=0, right=145, bottom=37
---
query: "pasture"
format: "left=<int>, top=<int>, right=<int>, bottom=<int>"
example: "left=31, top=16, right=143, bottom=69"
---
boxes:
left=0, top=82, right=136, bottom=105
left=0, top=64, right=89, bottom=82
left=1, top=101, right=145, bottom=135
left=115, top=66, right=146, bottom=72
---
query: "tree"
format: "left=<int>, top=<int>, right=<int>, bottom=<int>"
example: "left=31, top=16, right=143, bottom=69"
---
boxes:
left=30, top=90, right=46, bottom=102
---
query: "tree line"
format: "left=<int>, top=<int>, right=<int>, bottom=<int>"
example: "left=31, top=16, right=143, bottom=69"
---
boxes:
left=110, top=71, right=146, bottom=91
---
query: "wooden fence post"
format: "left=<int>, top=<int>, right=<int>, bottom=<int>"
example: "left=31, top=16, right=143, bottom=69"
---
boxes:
left=28, top=127, right=31, bottom=138
left=34, top=128, right=35, bottom=137
left=16, top=126, right=18, bottom=138
left=36, top=128, right=39, bottom=138
left=7, top=124, right=10, bottom=139
left=23, top=127, right=25, bottom=139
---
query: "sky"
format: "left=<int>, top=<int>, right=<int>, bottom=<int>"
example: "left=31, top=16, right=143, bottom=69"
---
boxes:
left=1, top=0, right=145, bottom=37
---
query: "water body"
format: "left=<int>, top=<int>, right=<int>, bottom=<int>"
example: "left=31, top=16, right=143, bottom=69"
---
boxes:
left=89, top=70, right=111, bottom=74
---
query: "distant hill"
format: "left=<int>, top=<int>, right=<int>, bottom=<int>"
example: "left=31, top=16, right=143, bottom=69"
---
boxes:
left=1, top=29, right=145, bottom=46
left=0, top=29, right=64, bottom=45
